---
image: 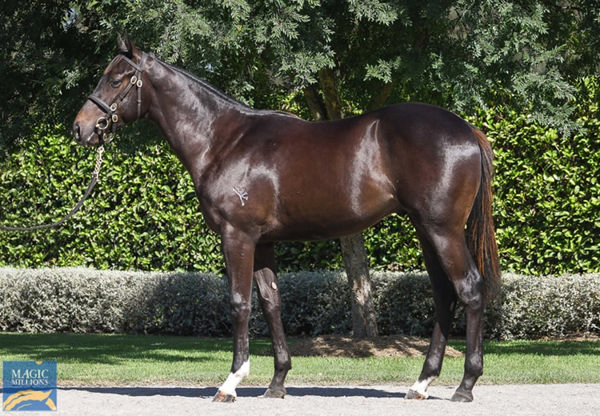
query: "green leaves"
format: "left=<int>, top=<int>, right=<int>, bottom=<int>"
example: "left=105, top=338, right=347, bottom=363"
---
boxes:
left=2, top=1, right=600, bottom=275
left=0, top=128, right=224, bottom=272
left=347, top=0, right=401, bottom=25
left=475, top=90, right=600, bottom=275
left=5, top=0, right=599, bottom=150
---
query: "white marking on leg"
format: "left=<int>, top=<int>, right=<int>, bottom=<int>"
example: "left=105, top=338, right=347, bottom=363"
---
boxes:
left=219, top=360, right=250, bottom=397
left=409, top=376, right=436, bottom=399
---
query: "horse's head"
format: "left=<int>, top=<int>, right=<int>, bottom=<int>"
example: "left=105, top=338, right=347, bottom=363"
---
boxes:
left=73, top=34, right=149, bottom=145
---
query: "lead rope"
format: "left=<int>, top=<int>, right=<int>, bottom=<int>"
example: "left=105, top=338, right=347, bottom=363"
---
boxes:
left=0, top=145, right=105, bottom=232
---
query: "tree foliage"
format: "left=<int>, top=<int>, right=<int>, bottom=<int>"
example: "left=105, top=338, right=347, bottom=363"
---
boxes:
left=0, top=1, right=75, bottom=147
left=2, top=1, right=600, bottom=148
left=1, top=1, right=600, bottom=276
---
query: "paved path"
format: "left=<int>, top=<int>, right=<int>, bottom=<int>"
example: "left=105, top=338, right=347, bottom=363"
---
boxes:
left=6, top=384, right=600, bottom=415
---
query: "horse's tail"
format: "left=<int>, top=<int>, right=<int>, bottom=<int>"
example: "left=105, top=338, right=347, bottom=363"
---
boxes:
left=467, top=127, right=501, bottom=304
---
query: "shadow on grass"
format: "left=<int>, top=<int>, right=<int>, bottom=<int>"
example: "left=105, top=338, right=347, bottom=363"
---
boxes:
left=482, top=340, right=600, bottom=356
left=2, top=333, right=597, bottom=365
left=0, top=333, right=270, bottom=364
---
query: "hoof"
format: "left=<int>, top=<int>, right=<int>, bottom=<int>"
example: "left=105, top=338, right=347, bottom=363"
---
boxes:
left=213, top=390, right=236, bottom=403
left=450, top=390, right=473, bottom=402
left=262, top=387, right=286, bottom=399
left=405, top=389, right=428, bottom=400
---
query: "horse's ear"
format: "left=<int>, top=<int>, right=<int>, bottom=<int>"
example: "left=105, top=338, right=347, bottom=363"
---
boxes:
left=117, top=32, right=135, bottom=58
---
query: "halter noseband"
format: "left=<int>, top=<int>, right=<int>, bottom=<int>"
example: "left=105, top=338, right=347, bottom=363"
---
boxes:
left=87, top=53, right=148, bottom=139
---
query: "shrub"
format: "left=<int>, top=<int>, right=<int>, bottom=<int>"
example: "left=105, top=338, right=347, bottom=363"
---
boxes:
left=0, top=268, right=147, bottom=333
left=1, top=268, right=598, bottom=340
left=278, top=271, right=352, bottom=336
left=373, top=272, right=436, bottom=335
left=131, top=272, right=231, bottom=336
left=486, top=274, right=600, bottom=339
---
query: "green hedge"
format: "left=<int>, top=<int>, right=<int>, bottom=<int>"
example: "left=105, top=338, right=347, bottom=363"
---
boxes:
left=0, top=96, right=599, bottom=275
left=0, top=132, right=224, bottom=271
left=478, top=104, right=600, bottom=275
left=1, top=268, right=598, bottom=340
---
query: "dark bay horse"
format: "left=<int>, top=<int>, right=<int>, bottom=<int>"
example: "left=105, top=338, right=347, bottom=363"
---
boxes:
left=74, top=35, right=500, bottom=403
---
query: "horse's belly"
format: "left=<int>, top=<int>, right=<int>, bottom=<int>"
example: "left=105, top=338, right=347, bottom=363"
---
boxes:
left=263, top=193, right=399, bottom=242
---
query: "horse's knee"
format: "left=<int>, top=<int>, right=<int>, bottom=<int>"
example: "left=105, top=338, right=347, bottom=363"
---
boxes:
left=230, top=293, right=251, bottom=319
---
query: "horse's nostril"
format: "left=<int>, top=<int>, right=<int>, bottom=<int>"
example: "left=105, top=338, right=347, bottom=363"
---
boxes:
left=73, top=122, right=81, bottom=141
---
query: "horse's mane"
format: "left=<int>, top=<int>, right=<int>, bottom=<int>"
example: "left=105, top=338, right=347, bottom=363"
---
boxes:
left=154, top=54, right=302, bottom=120
left=156, top=55, right=250, bottom=109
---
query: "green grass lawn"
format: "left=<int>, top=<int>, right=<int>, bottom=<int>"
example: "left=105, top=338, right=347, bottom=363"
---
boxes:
left=1, top=333, right=598, bottom=386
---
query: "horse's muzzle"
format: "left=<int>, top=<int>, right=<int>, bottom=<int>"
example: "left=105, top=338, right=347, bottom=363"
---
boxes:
left=73, top=122, right=83, bottom=143
left=73, top=121, right=102, bottom=146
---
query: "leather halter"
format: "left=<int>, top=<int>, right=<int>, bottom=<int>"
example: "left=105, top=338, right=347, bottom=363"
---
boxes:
left=87, top=53, right=148, bottom=139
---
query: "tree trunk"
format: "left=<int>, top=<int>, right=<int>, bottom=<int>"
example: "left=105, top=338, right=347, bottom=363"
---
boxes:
left=339, top=232, right=378, bottom=337
left=306, top=68, right=379, bottom=338
left=303, top=85, right=327, bottom=122
left=318, top=68, right=343, bottom=119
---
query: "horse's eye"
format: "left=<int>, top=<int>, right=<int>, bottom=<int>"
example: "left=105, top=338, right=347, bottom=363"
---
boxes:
left=110, top=79, right=122, bottom=88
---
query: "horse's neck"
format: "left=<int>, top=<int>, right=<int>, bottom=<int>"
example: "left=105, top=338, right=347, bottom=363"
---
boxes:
left=147, top=59, right=249, bottom=171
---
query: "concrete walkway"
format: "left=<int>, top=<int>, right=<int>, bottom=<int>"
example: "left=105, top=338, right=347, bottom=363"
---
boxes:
left=5, top=384, right=599, bottom=415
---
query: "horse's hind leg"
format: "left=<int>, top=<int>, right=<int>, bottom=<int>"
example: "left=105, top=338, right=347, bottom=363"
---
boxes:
left=412, top=224, right=484, bottom=402
left=406, top=236, right=457, bottom=400
left=254, top=243, right=291, bottom=398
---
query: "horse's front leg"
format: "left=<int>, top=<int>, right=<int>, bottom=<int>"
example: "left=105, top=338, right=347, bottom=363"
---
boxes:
left=213, top=228, right=256, bottom=403
left=254, top=243, right=291, bottom=398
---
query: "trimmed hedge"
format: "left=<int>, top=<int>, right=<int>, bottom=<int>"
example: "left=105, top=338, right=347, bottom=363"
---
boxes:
left=478, top=104, right=600, bottom=275
left=488, top=274, right=600, bottom=339
left=1, top=92, right=599, bottom=275
left=1, top=268, right=598, bottom=340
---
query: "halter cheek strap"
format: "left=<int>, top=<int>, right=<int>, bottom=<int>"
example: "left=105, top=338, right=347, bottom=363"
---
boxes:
left=88, top=53, right=148, bottom=136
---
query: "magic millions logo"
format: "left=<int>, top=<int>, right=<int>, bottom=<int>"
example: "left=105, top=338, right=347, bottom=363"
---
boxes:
left=3, top=361, right=57, bottom=411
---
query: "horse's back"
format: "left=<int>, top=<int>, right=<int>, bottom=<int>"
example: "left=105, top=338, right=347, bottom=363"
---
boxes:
left=378, top=103, right=476, bottom=146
